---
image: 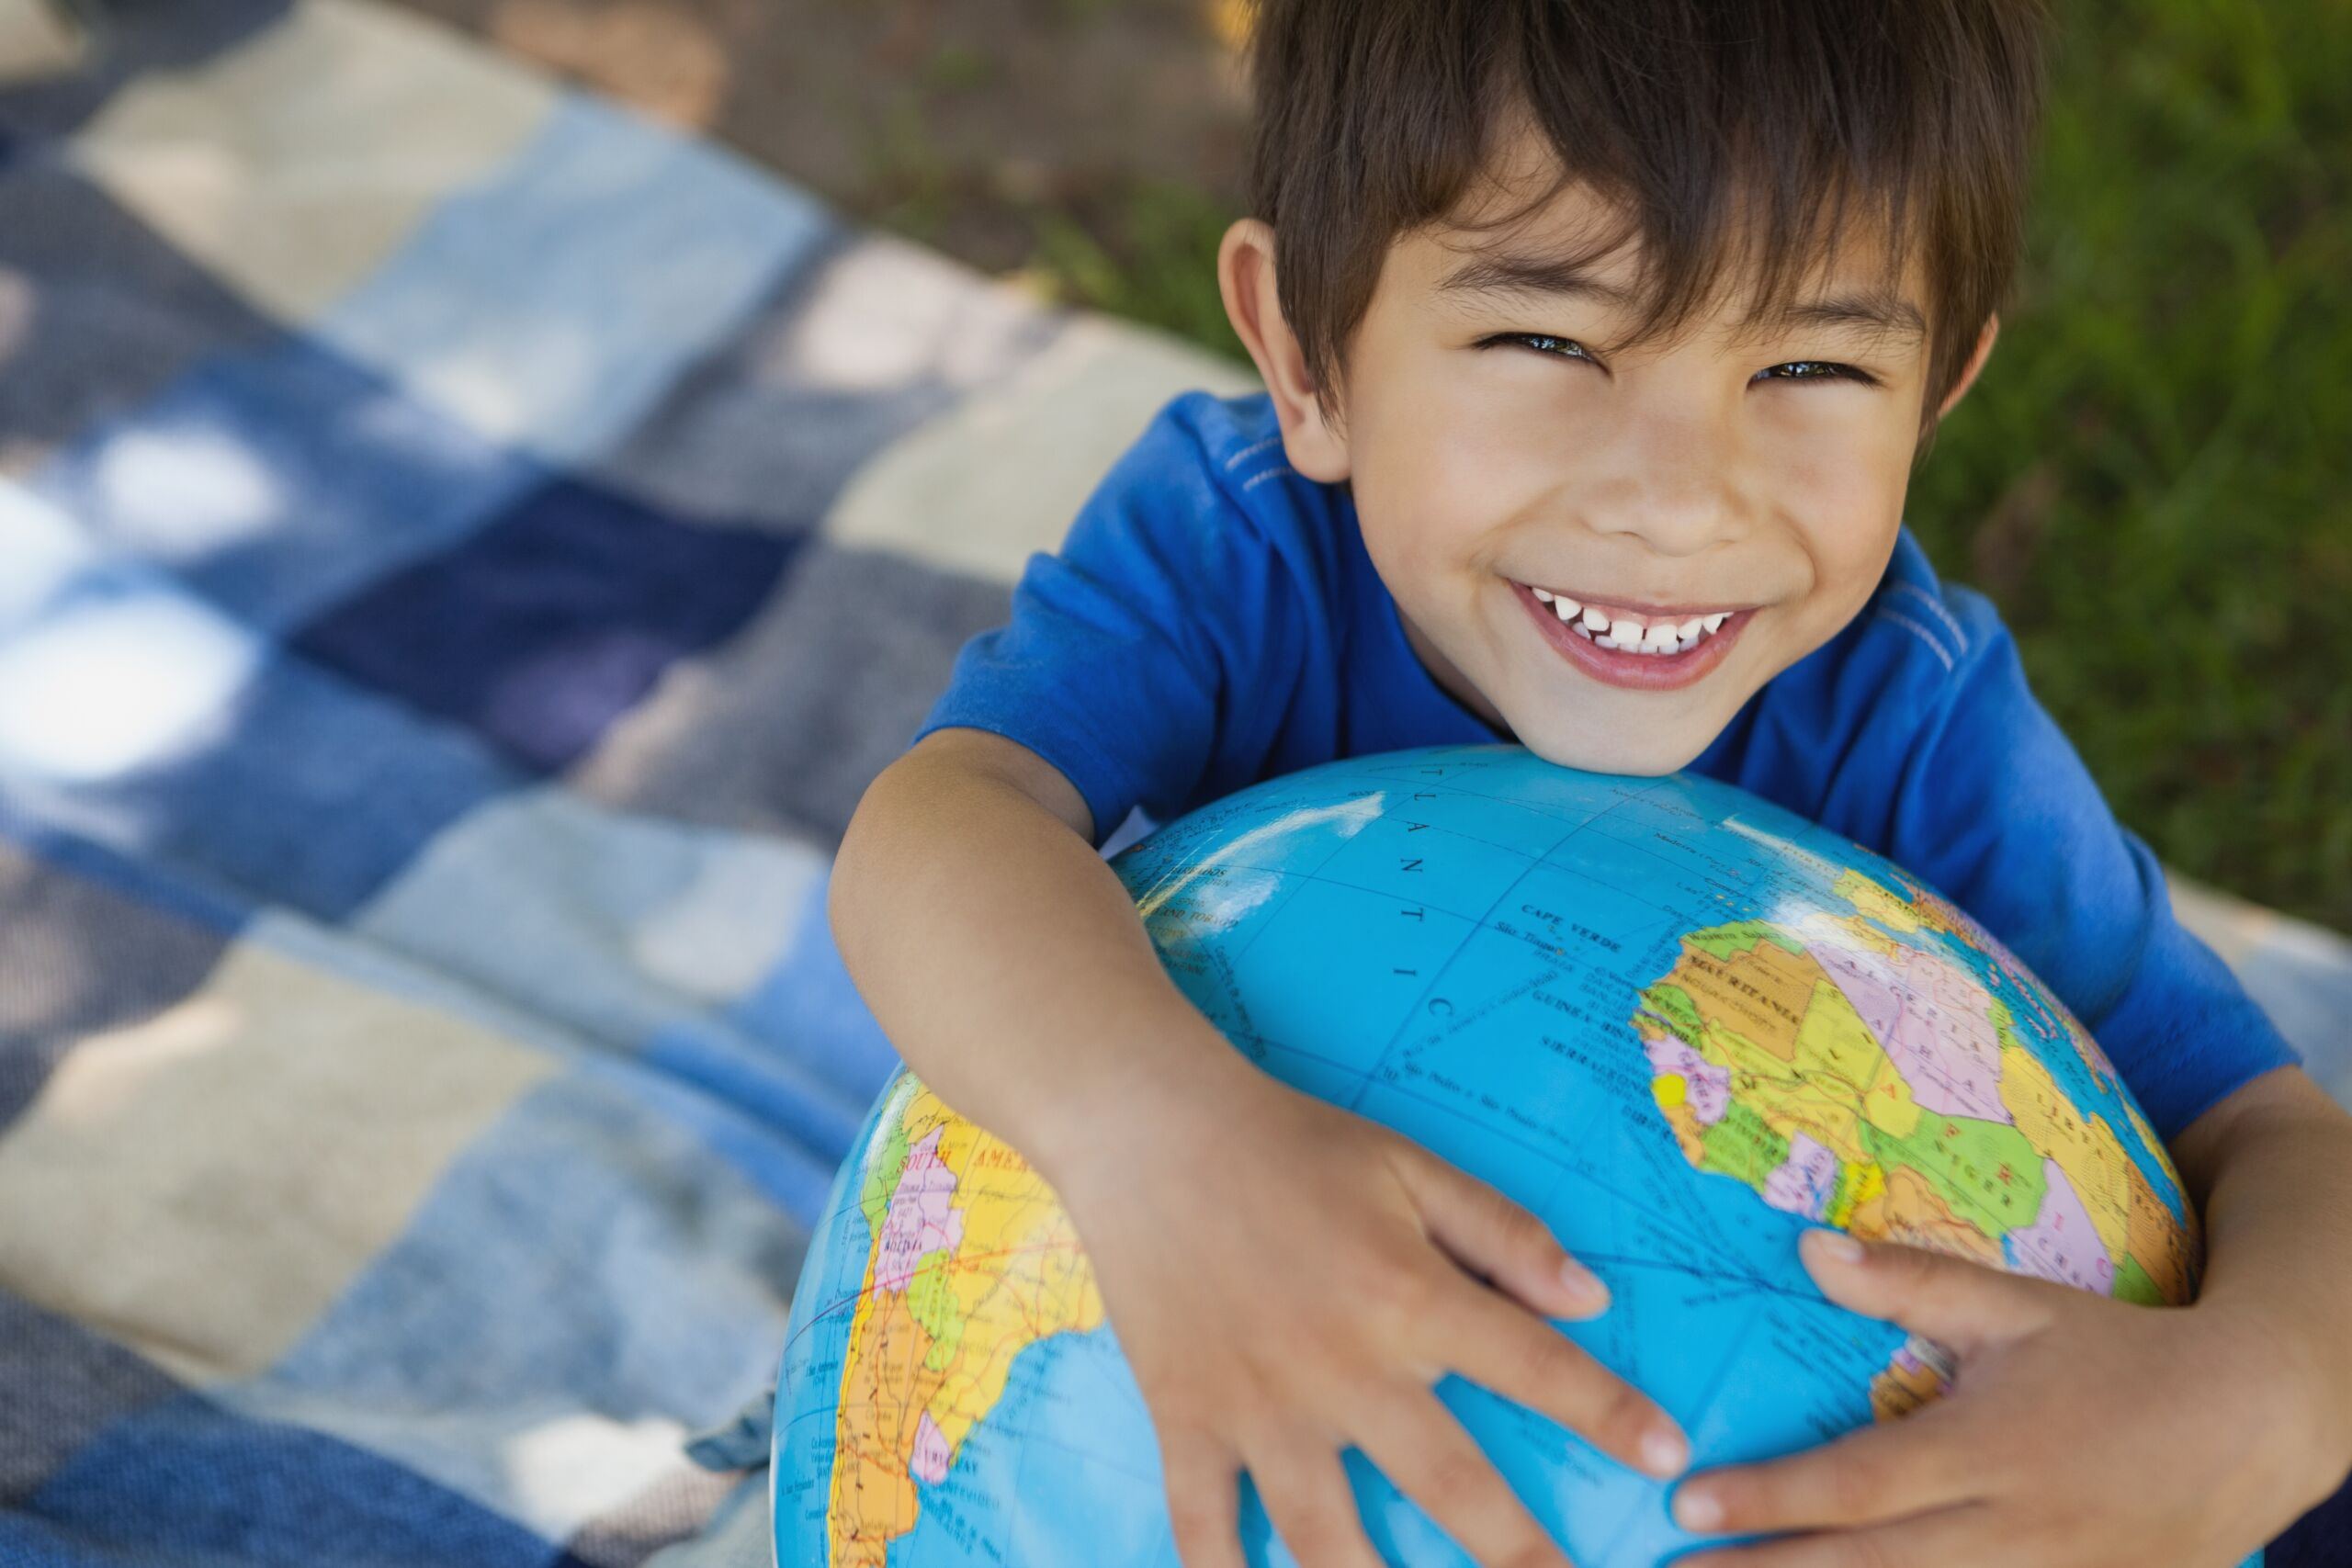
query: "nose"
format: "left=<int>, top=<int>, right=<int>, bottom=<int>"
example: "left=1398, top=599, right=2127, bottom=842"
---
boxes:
left=1575, top=400, right=1756, bottom=558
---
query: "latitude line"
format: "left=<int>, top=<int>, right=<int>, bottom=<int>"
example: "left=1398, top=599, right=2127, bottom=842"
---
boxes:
left=1205, top=791, right=1428, bottom=975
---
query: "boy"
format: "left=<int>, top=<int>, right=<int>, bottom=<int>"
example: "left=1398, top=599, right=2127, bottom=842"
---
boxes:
left=828, top=1, right=2352, bottom=1562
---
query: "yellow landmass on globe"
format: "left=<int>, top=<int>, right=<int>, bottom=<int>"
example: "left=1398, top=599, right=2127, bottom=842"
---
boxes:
left=2125, top=1151, right=2198, bottom=1303
left=1834, top=865, right=1978, bottom=951
left=1651, top=928, right=1905, bottom=1176
left=1997, top=1043, right=2132, bottom=1262
left=1834, top=867, right=1932, bottom=938
left=1632, top=907, right=2202, bottom=1423
left=829, top=1080, right=1103, bottom=1567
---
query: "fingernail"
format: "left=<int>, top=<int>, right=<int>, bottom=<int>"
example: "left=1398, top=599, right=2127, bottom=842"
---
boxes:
left=1559, top=1259, right=1610, bottom=1309
left=1640, top=1427, right=1688, bottom=1479
left=1674, top=1484, right=1722, bottom=1531
left=1804, top=1228, right=1865, bottom=1266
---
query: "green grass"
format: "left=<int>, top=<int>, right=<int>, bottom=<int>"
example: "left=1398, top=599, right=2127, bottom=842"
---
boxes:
left=1023, top=177, right=1250, bottom=361
left=1023, top=3, right=2352, bottom=932
left=1909, top=3, right=2351, bottom=933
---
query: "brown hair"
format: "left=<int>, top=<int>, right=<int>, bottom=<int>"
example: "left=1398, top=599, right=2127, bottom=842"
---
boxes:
left=1241, top=0, right=2053, bottom=449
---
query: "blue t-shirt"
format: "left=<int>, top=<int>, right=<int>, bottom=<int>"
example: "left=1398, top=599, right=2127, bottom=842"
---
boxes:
left=913, top=389, right=2300, bottom=1142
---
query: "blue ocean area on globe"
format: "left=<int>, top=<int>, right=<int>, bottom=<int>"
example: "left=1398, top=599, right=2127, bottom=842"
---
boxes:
left=773, top=745, right=2247, bottom=1567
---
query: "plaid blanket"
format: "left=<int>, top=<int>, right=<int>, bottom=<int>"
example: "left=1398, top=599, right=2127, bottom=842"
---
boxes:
left=0, top=3, right=2342, bottom=1564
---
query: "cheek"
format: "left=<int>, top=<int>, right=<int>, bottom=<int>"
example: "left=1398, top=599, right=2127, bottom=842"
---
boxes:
left=1352, top=407, right=1473, bottom=521
left=1352, top=491, right=1459, bottom=615
left=1350, top=338, right=1574, bottom=523
left=1351, top=419, right=1569, bottom=595
left=1806, top=498, right=1905, bottom=606
left=1763, top=412, right=1914, bottom=604
left=1350, top=439, right=1503, bottom=582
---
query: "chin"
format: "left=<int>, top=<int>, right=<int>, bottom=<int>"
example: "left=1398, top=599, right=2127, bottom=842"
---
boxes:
left=1509, top=715, right=1719, bottom=779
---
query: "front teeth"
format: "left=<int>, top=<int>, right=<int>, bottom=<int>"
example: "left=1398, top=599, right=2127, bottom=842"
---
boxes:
left=1528, top=583, right=1737, bottom=654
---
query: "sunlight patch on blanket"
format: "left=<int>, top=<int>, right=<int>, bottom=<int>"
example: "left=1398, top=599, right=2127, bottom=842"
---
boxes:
left=67, top=0, right=558, bottom=323
left=822, top=310, right=1259, bottom=585
left=0, top=934, right=556, bottom=1385
left=0, top=573, right=256, bottom=783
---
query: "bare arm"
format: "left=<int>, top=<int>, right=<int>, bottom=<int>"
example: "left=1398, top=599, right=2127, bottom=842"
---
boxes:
left=827, top=726, right=1260, bottom=1181
left=826, top=727, right=1691, bottom=1568
left=2169, top=1065, right=2352, bottom=1506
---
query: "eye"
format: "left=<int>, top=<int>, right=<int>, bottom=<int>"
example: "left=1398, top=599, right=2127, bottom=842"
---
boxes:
left=1753, top=360, right=1880, bottom=387
left=1478, top=332, right=1601, bottom=367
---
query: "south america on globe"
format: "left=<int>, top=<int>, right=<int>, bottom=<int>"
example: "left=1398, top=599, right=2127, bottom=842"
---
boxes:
left=772, top=745, right=2239, bottom=1567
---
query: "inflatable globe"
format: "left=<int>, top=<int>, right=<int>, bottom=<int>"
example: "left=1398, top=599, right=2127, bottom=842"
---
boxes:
left=773, top=744, right=2218, bottom=1567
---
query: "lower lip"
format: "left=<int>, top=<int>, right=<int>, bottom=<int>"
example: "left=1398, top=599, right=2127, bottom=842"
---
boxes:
left=1514, top=583, right=1754, bottom=691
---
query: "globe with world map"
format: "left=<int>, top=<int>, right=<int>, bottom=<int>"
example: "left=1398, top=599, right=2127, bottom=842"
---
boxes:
left=772, top=744, right=2228, bottom=1567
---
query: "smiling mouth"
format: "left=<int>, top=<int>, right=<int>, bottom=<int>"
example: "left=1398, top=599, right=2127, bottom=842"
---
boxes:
left=1510, top=579, right=1758, bottom=691
left=1519, top=583, right=1747, bottom=655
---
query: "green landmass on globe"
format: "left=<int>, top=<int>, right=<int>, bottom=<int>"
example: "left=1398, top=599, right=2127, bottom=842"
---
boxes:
left=774, top=745, right=2211, bottom=1567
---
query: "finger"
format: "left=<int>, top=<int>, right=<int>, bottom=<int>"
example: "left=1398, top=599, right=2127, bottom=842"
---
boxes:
left=1354, top=1389, right=1575, bottom=1568
left=1159, top=1426, right=1247, bottom=1568
left=1798, top=1230, right=2052, bottom=1351
left=1672, top=1412, right=1979, bottom=1537
left=1401, top=1153, right=1611, bottom=1321
left=1438, top=1280, right=1689, bottom=1482
left=1248, top=1438, right=1385, bottom=1568
left=1674, top=1501, right=2001, bottom=1568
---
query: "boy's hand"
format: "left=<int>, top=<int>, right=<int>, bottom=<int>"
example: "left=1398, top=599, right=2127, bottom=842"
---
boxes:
left=1670, top=1229, right=2337, bottom=1567
left=1053, top=1063, right=1690, bottom=1568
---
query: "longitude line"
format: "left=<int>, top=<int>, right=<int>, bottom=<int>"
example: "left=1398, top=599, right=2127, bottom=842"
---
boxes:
left=1343, top=776, right=1678, bottom=1111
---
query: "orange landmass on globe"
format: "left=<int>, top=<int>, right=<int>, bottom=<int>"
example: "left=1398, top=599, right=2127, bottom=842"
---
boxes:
left=829, top=1079, right=1103, bottom=1567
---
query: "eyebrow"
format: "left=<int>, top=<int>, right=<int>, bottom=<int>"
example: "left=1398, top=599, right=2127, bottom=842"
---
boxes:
left=1434, top=248, right=1928, bottom=343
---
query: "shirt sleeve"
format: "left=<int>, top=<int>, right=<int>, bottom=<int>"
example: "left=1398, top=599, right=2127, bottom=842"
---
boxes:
left=1859, top=589, right=2302, bottom=1144
left=910, top=398, right=1306, bottom=850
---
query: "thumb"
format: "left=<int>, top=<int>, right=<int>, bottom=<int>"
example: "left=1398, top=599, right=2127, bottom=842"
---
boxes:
left=1799, top=1228, right=2053, bottom=1352
left=1399, top=1151, right=1611, bottom=1320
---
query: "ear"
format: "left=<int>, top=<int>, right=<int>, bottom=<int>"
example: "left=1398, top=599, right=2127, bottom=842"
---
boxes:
left=1934, top=312, right=2000, bottom=420
left=1217, top=218, right=1351, bottom=482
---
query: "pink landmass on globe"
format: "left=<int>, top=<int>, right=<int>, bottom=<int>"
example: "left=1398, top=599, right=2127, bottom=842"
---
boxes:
left=2004, top=1158, right=2115, bottom=1293
left=1643, top=1034, right=1732, bottom=1124
left=1762, top=1131, right=1840, bottom=1221
left=909, top=1409, right=953, bottom=1485
left=1814, top=941, right=2009, bottom=1123
left=874, top=1126, right=964, bottom=1293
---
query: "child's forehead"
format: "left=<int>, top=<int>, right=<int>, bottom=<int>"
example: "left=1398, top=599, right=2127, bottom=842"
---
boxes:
left=1405, top=115, right=1931, bottom=349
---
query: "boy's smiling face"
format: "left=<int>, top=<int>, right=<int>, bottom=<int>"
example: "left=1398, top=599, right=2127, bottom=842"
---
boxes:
left=1220, top=124, right=1996, bottom=775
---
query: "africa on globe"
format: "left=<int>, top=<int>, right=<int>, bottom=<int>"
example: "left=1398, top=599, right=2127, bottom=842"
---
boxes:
left=772, top=745, right=2207, bottom=1566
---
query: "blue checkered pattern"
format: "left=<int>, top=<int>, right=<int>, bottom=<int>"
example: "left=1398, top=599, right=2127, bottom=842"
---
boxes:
left=0, top=3, right=2343, bottom=1564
